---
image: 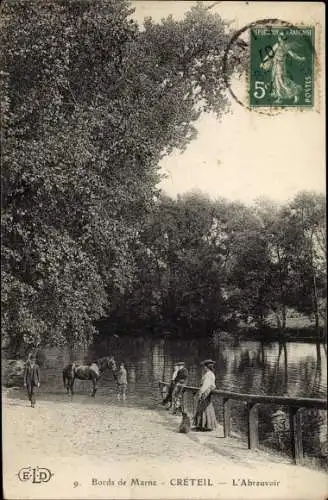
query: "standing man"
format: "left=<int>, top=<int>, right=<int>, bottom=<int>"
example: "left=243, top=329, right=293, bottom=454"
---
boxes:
left=162, top=361, right=188, bottom=410
left=161, top=362, right=179, bottom=408
left=171, top=361, right=188, bottom=414
left=24, top=354, right=40, bottom=408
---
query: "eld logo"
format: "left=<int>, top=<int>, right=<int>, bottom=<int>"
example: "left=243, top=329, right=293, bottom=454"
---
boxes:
left=17, top=467, right=54, bottom=484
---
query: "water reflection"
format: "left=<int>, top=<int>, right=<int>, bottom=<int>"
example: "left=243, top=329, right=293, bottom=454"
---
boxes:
left=37, top=337, right=327, bottom=400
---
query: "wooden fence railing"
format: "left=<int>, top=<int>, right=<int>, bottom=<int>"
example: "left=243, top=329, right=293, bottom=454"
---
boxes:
left=158, top=381, right=327, bottom=466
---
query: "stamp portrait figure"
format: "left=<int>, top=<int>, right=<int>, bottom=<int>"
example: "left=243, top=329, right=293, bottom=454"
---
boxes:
left=260, top=32, right=306, bottom=104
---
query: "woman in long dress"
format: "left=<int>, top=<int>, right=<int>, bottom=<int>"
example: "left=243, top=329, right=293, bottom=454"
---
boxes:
left=260, top=32, right=306, bottom=104
left=193, top=359, right=217, bottom=431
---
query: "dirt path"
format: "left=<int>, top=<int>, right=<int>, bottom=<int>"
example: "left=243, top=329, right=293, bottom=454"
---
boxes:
left=3, top=389, right=327, bottom=500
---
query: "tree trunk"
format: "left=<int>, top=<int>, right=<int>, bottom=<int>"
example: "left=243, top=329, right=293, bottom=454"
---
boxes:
left=68, top=344, right=74, bottom=362
left=282, top=305, right=287, bottom=331
left=313, top=274, right=320, bottom=339
left=274, top=307, right=286, bottom=335
left=283, top=342, right=288, bottom=394
left=314, top=342, right=322, bottom=393
left=275, top=312, right=281, bottom=332
left=260, top=341, right=265, bottom=365
left=316, top=341, right=321, bottom=365
left=273, top=342, right=283, bottom=392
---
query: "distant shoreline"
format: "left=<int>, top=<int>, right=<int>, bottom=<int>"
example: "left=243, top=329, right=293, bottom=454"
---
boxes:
left=229, top=326, right=327, bottom=344
left=97, top=327, right=327, bottom=344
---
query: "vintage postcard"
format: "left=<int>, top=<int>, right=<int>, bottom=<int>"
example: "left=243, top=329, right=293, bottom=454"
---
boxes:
left=1, top=1, right=326, bottom=500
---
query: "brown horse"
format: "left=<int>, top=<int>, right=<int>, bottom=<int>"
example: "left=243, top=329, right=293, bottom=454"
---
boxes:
left=63, top=356, right=116, bottom=397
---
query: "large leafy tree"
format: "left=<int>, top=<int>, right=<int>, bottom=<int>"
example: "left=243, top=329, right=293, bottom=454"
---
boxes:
left=253, top=199, right=297, bottom=332
left=111, top=192, right=229, bottom=336
left=225, top=194, right=326, bottom=333
left=215, top=201, right=271, bottom=328
left=281, top=192, right=326, bottom=334
left=100, top=190, right=325, bottom=338
left=1, top=0, right=243, bottom=353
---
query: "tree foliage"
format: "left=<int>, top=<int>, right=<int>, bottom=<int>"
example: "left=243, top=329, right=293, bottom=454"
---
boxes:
left=1, top=0, right=244, bottom=353
left=108, top=191, right=326, bottom=337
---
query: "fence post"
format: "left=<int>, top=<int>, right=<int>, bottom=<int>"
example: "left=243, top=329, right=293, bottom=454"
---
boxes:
left=223, top=398, right=231, bottom=437
left=247, top=402, right=259, bottom=449
left=289, top=407, right=303, bottom=465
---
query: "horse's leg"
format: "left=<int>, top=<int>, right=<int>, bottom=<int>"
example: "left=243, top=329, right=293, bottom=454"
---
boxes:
left=70, top=376, right=75, bottom=396
left=63, top=372, right=69, bottom=395
left=63, top=374, right=67, bottom=394
left=91, top=378, right=96, bottom=397
left=67, top=376, right=73, bottom=396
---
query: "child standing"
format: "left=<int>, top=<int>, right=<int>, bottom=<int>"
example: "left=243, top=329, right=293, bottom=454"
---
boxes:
left=116, top=363, right=127, bottom=401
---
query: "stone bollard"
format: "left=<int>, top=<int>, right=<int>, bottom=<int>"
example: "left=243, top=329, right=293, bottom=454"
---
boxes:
left=272, top=409, right=289, bottom=450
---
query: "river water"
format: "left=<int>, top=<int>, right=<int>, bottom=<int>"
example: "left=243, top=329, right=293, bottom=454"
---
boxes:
left=35, top=335, right=327, bottom=465
left=40, top=336, right=326, bottom=398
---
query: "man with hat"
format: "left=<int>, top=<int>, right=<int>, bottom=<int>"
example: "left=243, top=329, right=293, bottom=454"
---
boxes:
left=162, top=361, right=188, bottom=410
left=171, top=361, right=189, bottom=414
left=23, top=354, right=41, bottom=408
left=193, top=359, right=217, bottom=431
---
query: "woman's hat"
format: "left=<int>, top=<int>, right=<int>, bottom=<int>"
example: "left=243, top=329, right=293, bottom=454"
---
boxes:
left=176, top=361, right=185, bottom=366
left=201, top=359, right=215, bottom=367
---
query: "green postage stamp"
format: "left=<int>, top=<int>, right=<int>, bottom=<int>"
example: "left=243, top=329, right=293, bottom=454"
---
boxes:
left=250, top=26, right=314, bottom=107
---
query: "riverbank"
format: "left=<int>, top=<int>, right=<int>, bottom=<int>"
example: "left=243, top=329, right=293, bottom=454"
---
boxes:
left=95, top=307, right=326, bottom=343
left=234, top=326, right=327, bottom=343
left=3, top=388, right=327, bottom=500
left=95, top=322, right=326, bottom=343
